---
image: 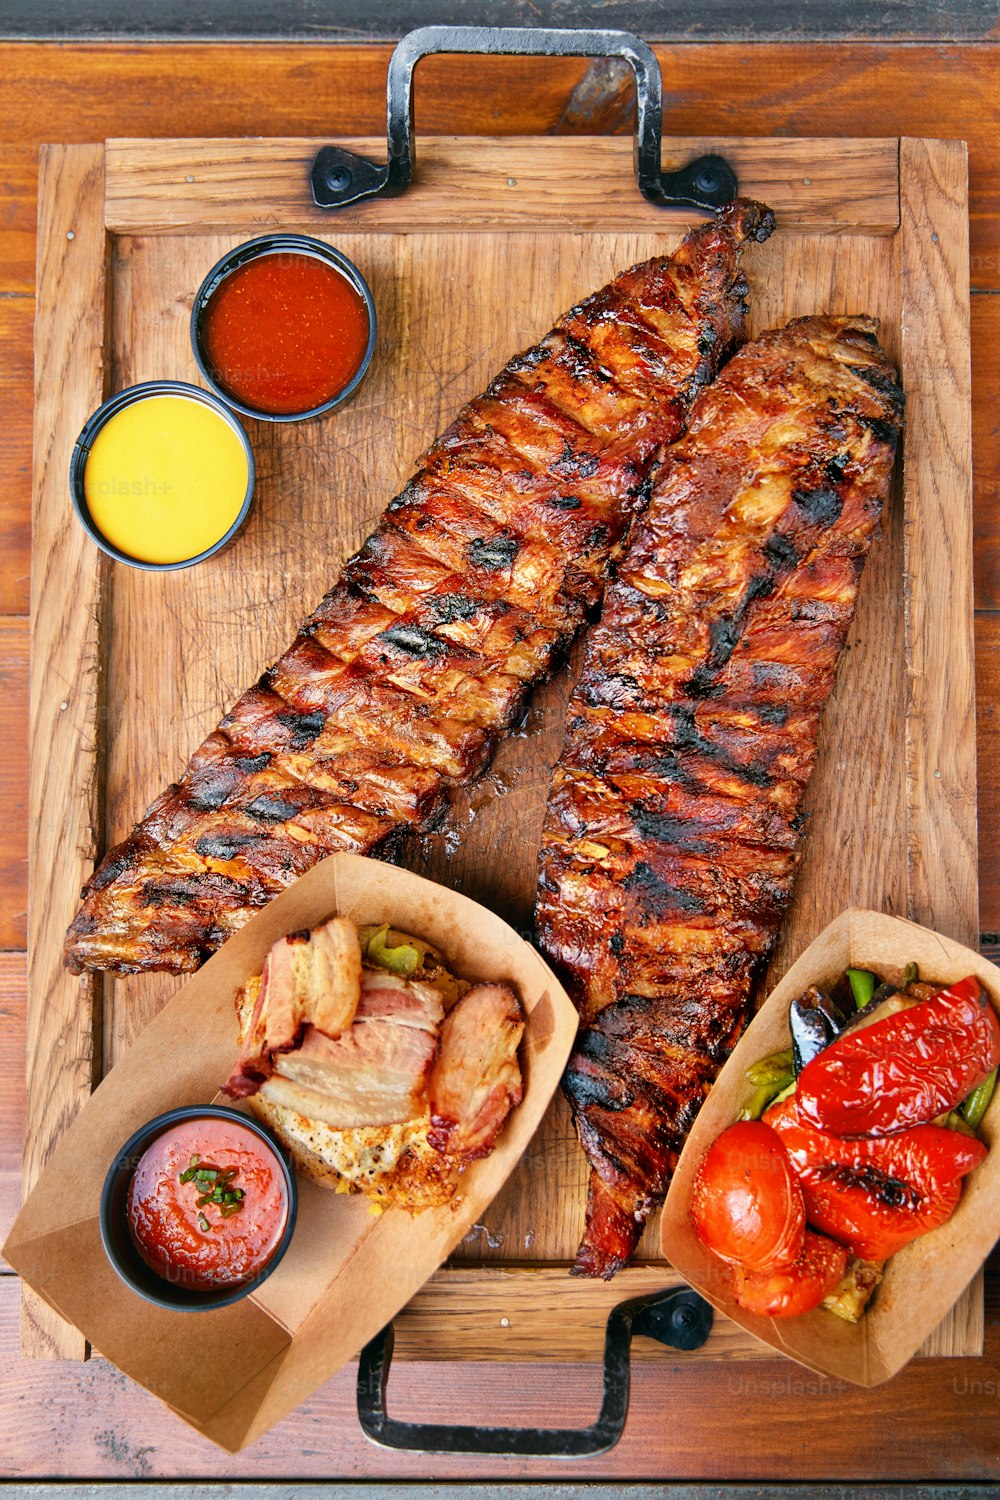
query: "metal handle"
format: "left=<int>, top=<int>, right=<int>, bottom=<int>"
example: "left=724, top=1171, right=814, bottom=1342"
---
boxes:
left=311, top=26, right=737, bottom=214
left=356, top=1284, right=713, bottom=1458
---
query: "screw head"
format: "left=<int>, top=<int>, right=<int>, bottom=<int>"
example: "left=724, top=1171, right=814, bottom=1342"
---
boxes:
left=326, top=166, right=352, bottom=193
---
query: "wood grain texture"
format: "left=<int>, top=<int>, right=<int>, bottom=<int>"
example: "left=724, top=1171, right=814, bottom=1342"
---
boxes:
left=973, top=292, right=1000, bottom=610
left=0, top=618, right=27, bottom=950
left=0, top=952, right=25, bottom=1257
left=0, top=1266, right=997, bottom=1481
left=104, top=135, right=900, bottom=236
left=976, top=612, right=1000, bottom=936
left=0, top=299, right=34, bottom=621
left=21, top=137, right=973, bottom=1366
left=0, top=45, right=994, bottom=282
left=25, top=144, right=109, bottom=1360
left=899, top=139, right=978, bottom=944
left=393, top=1263, right=982, bottom=1363
left=4, top=41, right=1000, bottom=621
left=0, top=37, right=996, bottom=1478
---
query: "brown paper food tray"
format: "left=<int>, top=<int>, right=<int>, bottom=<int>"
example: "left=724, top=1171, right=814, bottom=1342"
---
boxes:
left=28, top=133, right=978, bottom=1364
left=661, top=910, right=1000, bottom=1386
left=4, top=853, right=578, bottom=1448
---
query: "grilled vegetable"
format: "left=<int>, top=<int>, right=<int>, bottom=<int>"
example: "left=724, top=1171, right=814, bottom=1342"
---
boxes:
left=764, top=1093, right=987, bottom=1261
left=739, top=1048, right=796, bottom=1120
left=689, top=1121, right=805, bottom=1273
left=789, top=987, right=845, bottom=1074
left=846, top=968, right=876, bottom=1009
left=797, top=976, right=1000, bottom=1138
left=732, top=1229, right=848, bottom=1319
left=821, top=1256, right=884, bottom=1323
left=960, top=1067, right=997, bottom=1130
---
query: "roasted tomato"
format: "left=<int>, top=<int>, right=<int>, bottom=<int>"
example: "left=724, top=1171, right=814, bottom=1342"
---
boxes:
left=732, top=1229, right=848, bottom=1318
left=764, top=1094, right=987, bottom=1261
left=797, top=976, right=1000, bottom=1138
left=689, top=1120, right=805, bottom=1272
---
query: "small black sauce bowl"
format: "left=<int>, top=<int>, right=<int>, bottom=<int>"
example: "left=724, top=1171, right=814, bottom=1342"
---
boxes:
left=99, top=1104, right=298, bottom=1312
left=190, top=232, right=377, bottom=424
left=70, top=380, right=256, bottom=572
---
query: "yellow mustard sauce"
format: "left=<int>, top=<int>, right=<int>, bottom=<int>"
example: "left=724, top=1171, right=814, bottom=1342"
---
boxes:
left=83, top=393, right=250, bottom=565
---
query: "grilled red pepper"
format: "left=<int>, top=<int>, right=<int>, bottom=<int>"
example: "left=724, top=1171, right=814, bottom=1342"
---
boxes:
left=764, top=1094, right=987, bottom=1261
left=796, top=976, right=1000, bottom=1138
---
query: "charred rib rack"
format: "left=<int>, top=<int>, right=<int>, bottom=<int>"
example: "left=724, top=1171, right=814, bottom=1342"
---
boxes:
left=65, top=200, right=774, bottom=975
left=535, top=315, right=904, bottom=1278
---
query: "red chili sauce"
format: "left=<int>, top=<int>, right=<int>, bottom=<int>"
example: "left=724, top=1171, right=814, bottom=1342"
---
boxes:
left=127, top=1117, right=288, bottom=1291
left=200, top=251, right=371, bottom=416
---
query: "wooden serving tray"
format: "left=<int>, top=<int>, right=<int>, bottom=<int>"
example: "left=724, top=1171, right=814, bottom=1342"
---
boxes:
left=28, top=134, right=978, bottom=1365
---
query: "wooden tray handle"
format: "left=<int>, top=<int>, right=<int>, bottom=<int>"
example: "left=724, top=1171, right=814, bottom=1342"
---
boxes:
left=310, top=25, right=738, bottom=214
left=356, top=1285, right=713, bottom=1458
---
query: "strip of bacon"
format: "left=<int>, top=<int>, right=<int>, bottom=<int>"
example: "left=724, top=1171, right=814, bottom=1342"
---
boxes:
left=223, top=915, right=362, bottom=1095
left=428, top=983, right=525, bottom=1160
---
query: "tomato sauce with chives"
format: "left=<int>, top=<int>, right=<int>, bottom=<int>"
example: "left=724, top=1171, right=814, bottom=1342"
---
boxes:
left=126, top=1117, right=289, bottom=1291
left=200, top=251, right=371, bottom=416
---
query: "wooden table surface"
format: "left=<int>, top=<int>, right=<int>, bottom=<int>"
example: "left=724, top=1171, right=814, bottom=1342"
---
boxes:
left=2, top=37, right=1000, bottom=1484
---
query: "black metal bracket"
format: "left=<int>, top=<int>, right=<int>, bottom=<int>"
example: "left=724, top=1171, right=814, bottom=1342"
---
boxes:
left=311, top=25, right=737, bottom=215
left=355, top=1284, right=713, bottom=1458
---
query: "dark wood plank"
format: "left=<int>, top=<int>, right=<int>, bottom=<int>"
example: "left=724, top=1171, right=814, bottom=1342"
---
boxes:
left=0, top=617, right=27, bottom=950
left=0, top=300, right=33, bottom=619
left=976, top=610, right=1000, bottom=934
left=0, top=1267, right=997, bottom=1479
left=4, top=0, right=999, bottom=42
left=973, top=293, right=1000, bottom=611
left=0, top=144, right=38, bottom=295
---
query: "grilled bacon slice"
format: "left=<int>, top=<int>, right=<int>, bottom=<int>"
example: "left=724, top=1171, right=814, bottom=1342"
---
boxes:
left=64, top=199, right=774, bottom=975
left=536, top=315, right=904, bottom=1278
left=428, top=982, right=525, bottom=1159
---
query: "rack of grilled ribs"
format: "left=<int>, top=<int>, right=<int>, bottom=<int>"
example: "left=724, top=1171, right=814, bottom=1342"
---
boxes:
left=535, top=314, right=904, bottom=1278
left=64, top=199, right=775, bottom=975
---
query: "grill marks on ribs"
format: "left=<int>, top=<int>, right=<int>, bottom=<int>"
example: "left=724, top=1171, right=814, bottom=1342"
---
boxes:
left=536, top=315, right=904, bottom=1278
left=65, top=199, right=774, bottom=975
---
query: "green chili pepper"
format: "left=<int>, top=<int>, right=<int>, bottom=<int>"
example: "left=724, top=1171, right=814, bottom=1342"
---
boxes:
left=366, top=923, right=421, bottom=977
left=846, top=968, right=877, bottom=1009
left=739, top=1079, right=791, bottom=1121
left=746, top=1049, right=794, bottom=1087
left=960, top=1067, right=997, bottom=1130
left=901, top=961, right=919, bottom=987
left=941, top=1109, right=979, bottom=1138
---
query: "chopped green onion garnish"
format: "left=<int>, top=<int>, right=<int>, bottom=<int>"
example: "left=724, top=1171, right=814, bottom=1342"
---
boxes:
left=194, top=1168, right=219, bottom=1182
left=198, top=1212, right=210, bottom=1233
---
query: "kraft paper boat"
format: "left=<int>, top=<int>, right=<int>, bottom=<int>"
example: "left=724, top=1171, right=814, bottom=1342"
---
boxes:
left=4, top=852, right=578, bottom=1450
left=660, top=908, right=1000, bottom=1386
